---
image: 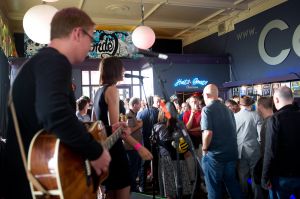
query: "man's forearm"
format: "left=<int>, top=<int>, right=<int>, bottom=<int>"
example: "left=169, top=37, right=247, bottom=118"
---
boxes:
left=186, top=113, right=194, bottom=129
left=129, top=121, right=143, bottom=133
left=202, top=130, right=213, bottom=150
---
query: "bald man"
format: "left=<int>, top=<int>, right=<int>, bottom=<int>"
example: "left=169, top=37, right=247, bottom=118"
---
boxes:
left=262, top=86, right=300, bottom=198
left=201, top=84, right=242, bottom=199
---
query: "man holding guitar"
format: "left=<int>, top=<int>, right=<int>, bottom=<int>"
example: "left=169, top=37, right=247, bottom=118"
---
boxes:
left=0, top=7, right=122, bottom=199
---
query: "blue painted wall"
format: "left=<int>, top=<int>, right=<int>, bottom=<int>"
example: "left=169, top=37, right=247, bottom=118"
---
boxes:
left=184, top=0, right=300, bottom=82
left=152, top=62, right=229, bottom=98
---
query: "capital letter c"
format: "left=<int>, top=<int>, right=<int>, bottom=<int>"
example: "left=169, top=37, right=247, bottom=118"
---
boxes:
left=258, top=19, right=290, bottom=65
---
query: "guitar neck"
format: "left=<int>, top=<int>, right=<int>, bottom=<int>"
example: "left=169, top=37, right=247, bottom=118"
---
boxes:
left=103, top=127, right=123, bottom=149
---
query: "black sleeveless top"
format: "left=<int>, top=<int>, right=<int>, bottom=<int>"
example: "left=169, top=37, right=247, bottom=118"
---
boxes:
left=93, top=85, right=109, bottom=126
left=93, top=85, right=130, bottom=190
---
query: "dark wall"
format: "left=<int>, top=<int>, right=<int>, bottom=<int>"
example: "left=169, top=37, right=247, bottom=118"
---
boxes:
left=0, top=48, right=9, bottom=139
left=184, top=0, right=300, bottom=82
left=152, top=62, right=229, bottom=98
left=152, top=39, right=182, bottom=54
left=13, top=33, right=25, bottom=57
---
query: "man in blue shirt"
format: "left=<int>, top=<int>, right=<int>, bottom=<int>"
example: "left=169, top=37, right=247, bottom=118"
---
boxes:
left=201, top=84, right=243, bottom=199
left=137, top=95, right=160, bottom=192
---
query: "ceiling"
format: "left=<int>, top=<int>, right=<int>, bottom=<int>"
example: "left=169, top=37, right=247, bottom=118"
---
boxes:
left=0, top=0, right=286, bottom=46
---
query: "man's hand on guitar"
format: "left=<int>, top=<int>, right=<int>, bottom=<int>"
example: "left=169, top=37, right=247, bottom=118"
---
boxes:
left=137, top=146, right=153, bottom=160
left=90, top=149, right=111, bottom=175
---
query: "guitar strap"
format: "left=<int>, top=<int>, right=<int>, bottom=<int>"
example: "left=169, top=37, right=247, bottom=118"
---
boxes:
left=8, top=89, right=50, bottom=196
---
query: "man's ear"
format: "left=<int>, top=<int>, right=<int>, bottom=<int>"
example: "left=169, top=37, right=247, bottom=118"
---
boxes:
left=204, top=93, right=210, bottom=99
left=274, top=96, right=279, bottom=104
left=71, top=27, right=81, bottom=42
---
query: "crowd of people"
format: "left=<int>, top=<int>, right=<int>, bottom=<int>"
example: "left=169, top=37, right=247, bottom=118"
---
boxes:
left=1, top=6, right=299, bottom=199
left=74, top=80, right=300, bottom=199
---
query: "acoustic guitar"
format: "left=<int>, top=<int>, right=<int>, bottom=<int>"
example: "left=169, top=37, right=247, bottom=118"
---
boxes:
left=27, top=121, right=123, bottom=199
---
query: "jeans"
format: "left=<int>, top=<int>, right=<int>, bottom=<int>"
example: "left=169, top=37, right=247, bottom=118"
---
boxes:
left=126, top=150, right=142, bottom=192
left=238, top=156, right=263, bottom=199
left=270, top=176, right=300, bottom=199
left=202, top=154, right=243, bottom=199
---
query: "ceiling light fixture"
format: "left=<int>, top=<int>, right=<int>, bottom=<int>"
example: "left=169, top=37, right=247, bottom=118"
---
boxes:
left=23, top=1, right=58, bottom=44
left=132, top=0, right=156, bottom=50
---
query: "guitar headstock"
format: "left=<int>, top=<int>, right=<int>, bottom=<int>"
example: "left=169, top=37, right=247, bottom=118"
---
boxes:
left=84, top=121, right=107, bottom=143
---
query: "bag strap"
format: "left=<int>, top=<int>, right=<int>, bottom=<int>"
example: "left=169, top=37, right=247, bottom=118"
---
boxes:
left=8, top=89, right=50, bottom=196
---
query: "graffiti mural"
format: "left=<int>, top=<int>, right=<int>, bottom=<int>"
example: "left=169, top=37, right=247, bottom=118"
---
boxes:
left=88, top=30, right=132, bottom=58
left=24, top=30, right=133, bottom=58
left=24, top=35, right=47, bottom=57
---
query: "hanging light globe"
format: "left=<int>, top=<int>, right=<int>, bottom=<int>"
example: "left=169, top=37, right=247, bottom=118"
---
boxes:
left=23, top=4, right=58, bottom=44
left=132, top=25, right=156, bottom=50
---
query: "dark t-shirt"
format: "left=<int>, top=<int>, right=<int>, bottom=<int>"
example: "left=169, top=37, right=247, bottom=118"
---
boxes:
left=1, top=47, right=103, bottom=199
left=137, top=107, right=159, bottom=150
left=201, top=100, right=238, bottom=162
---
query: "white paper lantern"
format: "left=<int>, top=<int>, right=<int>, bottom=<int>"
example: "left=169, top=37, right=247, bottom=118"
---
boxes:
left=132, top=25, right=156, bottom=50
left=23, top=5, right=58, bottom=44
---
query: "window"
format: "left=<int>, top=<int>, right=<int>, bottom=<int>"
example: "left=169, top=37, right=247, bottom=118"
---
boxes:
left=81, top=70, right=99, bottom=100
left=141, top=67, right=154, bottom=99
left=81, top=70, right=144, bottom=100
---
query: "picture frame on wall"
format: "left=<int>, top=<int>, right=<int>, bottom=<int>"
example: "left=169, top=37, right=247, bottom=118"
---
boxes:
left=271, top=83, right=281, bottom=95
left=291, top=81, right=300, bottom=97
left=253, top=85, right=262, bottom=96
left=246, top=86, right=253, bottom=96
left=280, top=82, right=291, bottom=88
left=232, top=87, right=240, bottom=97
left=262, top=84, right=271, bottom=96
left=240, top=86, right=247, bottom=97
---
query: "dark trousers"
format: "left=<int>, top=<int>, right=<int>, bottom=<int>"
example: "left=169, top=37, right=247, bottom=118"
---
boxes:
left=270, top=176, right=300, bottom=199
left=139, top=146, right=159, bottom=192
left=126, top=150, right=142, bottom=192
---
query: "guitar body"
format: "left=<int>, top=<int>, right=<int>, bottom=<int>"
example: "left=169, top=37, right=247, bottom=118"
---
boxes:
left=28, top=121, right=108, bottom=199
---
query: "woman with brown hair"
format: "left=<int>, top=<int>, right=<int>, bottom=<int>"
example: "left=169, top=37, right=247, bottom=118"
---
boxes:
left=93, top=57, right=152, bottom=199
